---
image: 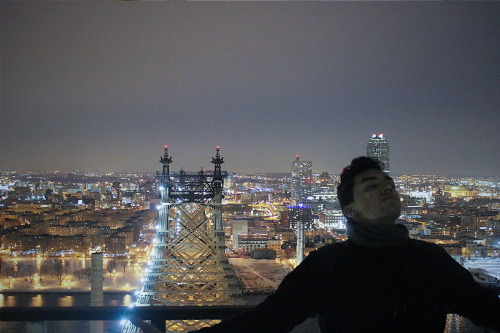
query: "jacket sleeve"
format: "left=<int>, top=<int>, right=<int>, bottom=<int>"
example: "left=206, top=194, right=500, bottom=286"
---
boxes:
left=437, top=247, right=500, bottom=331
left=193, top=250, right=330, bottom=333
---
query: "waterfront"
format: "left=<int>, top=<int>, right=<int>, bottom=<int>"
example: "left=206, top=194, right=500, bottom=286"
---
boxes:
left=0, top=291, right=490, bottom=333
left=0, top=292, right=267, bottom=333
left=0, top=257, right=145, bottom=293
left=0, top=257, right=498, bottom=332
left=0, top=292, right=132, bottom=333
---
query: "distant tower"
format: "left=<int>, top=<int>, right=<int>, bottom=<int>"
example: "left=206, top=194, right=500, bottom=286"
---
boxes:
left=288, top=205, right=314, bottom=230
left=125, top=146, right=241, bottom=333
left=367, top=134, right=390, bottom=173
left=288, top=205, right=313, bottom=265
left=291, top=155, right=312, bottom=203
left=112, top=181, right=121, bottom=201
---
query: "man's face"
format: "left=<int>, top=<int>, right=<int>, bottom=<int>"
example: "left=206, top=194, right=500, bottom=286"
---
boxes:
left=344, top=169, right=401, bottom=226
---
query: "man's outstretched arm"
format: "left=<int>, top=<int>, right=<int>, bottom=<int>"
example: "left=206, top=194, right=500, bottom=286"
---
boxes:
left=438, top=247, right=500, bottom=331
left=193, top=249, right=331, bottom=333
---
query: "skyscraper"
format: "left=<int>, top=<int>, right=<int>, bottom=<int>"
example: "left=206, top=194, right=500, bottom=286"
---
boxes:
left=367, top=133, right=390, bottom=173
left=291, top=155, right=312, bottom=203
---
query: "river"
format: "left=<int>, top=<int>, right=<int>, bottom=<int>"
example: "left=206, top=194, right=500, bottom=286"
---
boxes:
left=0, top=291, right=133, bottom=333
left=0, top=292, right=488, bottom=333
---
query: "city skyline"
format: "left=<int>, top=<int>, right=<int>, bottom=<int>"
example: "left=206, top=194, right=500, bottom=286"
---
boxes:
left=1, top=2, right=499, bottom=176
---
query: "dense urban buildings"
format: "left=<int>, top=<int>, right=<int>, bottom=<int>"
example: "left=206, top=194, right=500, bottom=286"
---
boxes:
left=367, top=133, right=390, bottom=173
left=1, top=169, right=498, bottom=272
left=0, top=165, right=499, bottom=331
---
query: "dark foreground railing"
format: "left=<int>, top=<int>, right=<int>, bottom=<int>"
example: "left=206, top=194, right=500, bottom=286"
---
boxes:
left=0, top=306, right=495, bottom=333
left=0, top=305, right=254, bottom=333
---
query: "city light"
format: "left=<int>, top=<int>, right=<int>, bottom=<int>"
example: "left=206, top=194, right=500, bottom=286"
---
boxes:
left=0, top=163, right=498, bottom=331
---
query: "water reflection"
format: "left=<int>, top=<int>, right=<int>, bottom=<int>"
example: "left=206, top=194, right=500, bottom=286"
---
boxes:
left=58, top=295, right=74, bottom=306
left=4, top=295, right=16, bottom=307
left=0, top=293, right=485, bottom=333
left=0, top=292, right=132, bottom=307
left=123, top=294, right=132, bottom=306
left=30, top=294, right=44, bottom=307
left=108, top=299, right=120, bottom=306
left=0, top=292, right=130, bottom=333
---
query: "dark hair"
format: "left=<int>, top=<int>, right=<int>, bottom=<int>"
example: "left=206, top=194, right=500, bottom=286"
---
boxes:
left=337, top=156, right=383, bottom=211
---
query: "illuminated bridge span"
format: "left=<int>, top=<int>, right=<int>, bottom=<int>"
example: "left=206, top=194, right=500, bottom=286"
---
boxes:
left=123, top=146, right=241, bottom=332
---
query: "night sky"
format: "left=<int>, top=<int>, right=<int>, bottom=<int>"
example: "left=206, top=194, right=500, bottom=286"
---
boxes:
left=1, top=2, right=499, bottom=176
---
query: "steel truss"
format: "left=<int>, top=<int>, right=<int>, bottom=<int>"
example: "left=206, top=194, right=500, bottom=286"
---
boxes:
left=124, top=147, right=241, bottom=333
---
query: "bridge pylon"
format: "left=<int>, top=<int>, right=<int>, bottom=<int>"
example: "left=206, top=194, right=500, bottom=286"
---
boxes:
left=124, top=146, right=241, bottom=332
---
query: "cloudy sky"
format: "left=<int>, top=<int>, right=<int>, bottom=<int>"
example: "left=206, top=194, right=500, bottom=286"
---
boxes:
left=1, top=2, right=499, bottom=175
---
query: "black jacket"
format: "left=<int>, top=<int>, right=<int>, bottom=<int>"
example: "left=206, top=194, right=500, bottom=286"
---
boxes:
left=197, top=239, right=500, bottom=332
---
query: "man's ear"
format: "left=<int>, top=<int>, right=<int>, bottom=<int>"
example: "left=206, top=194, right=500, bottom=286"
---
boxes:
left=343, top=204, right=355, bottom=218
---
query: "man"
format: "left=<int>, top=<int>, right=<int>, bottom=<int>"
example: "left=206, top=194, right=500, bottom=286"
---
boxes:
left=133, top=157, right=500, bottom=332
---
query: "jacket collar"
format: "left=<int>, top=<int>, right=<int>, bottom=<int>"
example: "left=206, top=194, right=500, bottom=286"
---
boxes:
left=346, top=220, right=409, bottom=248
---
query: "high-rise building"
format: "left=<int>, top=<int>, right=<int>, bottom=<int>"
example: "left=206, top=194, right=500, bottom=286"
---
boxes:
left=288, top=205, right=314, bottom=264
left=291, top=155, right=312, bottom=203
left=367, top=133, right=390, bottom=173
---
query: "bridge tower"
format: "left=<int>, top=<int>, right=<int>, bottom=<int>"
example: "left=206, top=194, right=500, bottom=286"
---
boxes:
left=126, top=146, right=241, bottom=332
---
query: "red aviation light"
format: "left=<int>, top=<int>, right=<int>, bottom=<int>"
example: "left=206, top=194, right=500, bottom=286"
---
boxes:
left=164, top=145, right=168, bottom=149
left=216, top=146, right=220, bottom=150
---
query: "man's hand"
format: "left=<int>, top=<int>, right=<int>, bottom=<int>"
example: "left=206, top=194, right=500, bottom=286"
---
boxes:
left=127, top=315, right=163, bottom=333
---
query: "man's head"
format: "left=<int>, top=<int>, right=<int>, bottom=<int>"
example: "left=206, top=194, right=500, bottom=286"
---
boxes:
left=337, top=157, right=401, bottom=226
